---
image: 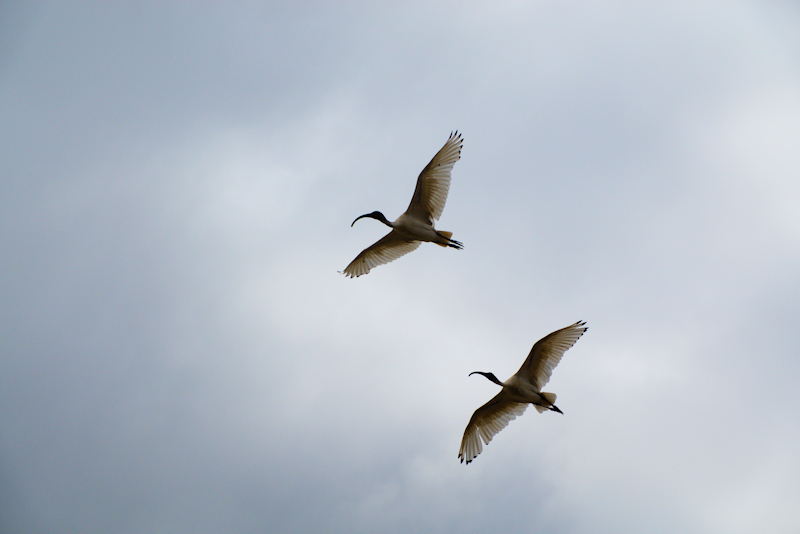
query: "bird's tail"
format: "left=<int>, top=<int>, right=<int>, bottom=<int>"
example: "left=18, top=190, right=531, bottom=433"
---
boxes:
left=435, top=231, right=454, bottom=247
left=541, top=392, right=557, bottom=405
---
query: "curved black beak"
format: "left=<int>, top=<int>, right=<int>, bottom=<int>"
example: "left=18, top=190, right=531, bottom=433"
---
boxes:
left=351, top=213, right=371, bottom=227
left=351, top=211, right=391, bottom=228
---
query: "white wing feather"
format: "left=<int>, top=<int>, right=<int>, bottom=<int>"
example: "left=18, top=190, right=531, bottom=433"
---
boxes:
left=458, top=390, right=528, bottom=464
left=405, top=132, right=462, bottom=223
left=342, top=231, right=421, bottom=278
left=518, top=321, right=587, bottom=390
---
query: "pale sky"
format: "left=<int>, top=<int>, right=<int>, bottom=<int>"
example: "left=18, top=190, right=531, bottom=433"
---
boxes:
left=2, top=2, right=799, bottom=533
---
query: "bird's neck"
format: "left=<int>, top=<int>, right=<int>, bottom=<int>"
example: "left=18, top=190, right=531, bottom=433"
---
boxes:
left=373, top=212, right=392, bottom=227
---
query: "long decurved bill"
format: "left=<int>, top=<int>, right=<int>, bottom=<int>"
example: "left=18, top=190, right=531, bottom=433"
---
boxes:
left=351, top=213, right=372, bottom=227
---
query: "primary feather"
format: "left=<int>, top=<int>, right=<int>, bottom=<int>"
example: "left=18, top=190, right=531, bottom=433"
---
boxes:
left=406, top=131, right=463, bottom=223
left=518, top=320, right=588, bottom=390
left=342, top=236, right=421, bottom=278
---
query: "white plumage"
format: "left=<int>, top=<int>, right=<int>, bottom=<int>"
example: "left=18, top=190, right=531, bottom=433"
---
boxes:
left=342, top=132, right=463, bottom=278
left=458, top=321, right=588, bottom=464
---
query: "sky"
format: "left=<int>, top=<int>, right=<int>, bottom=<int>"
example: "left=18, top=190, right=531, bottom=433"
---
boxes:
left=1, top=1, right=799, bottom=533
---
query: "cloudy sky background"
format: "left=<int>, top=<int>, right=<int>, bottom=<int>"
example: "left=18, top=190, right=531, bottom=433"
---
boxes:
left=2, top=2, right=799, bottom=533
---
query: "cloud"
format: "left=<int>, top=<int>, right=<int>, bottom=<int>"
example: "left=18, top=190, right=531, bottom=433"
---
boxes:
left=1, top=2, right=799, bottom=533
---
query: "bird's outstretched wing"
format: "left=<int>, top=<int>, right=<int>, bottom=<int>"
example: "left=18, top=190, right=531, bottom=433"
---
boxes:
left=517, top=321, right=587, bottom=390
left=458, top=390, right=528, bottom=464
left=341, top=231, right=421, bottom=278
left=405, top=131, right=463, bottom=223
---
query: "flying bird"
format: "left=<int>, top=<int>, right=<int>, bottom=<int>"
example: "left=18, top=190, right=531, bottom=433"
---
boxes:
left=342, top=132, right=464, bottom=278
left=458, top=321, right=588, bottom=464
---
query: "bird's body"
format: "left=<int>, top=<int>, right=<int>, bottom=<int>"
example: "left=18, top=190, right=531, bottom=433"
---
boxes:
left=490, top=374, right=560, bottom=411
left=458, top=321, right=588, bottom=464
left=342, top=132, right=463, bottom=278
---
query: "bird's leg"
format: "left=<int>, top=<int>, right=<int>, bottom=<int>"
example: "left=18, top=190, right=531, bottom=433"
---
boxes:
left=549, top=405, right=563, bottom=414
left=436, top=231, right=463, bottom=250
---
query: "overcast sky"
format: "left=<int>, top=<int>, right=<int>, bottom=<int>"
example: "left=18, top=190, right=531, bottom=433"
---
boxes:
left=2, top=2, right=799, bottom=533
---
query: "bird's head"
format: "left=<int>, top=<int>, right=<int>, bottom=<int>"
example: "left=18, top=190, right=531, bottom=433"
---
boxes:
left=469, top=371, right=503, bottom=386
left=351, top=211, right=391, bottom=227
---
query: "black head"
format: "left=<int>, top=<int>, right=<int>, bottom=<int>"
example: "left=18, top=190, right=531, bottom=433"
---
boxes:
left=351, top=211, right=391, bottom=227
left=469, top=371, right=503, bottom=386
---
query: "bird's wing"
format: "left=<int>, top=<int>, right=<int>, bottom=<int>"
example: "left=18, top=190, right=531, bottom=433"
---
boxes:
left=341, top=231, right=421, bottom=278
left=517, top=321, right=587, bottom=390
left=458, top=390, right=528, bottom=464
left=405, top=131, right=463, bottom=223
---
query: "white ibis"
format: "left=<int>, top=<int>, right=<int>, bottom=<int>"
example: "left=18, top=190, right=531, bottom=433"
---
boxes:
left=458, top=321, right=588, bottom=464
left=342, top=132, right=463, bottom=278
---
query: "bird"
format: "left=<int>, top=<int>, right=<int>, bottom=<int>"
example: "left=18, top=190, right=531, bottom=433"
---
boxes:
left=341, top=131, right=464, bottom=278
left=458, top=321, right=588, bottom=464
